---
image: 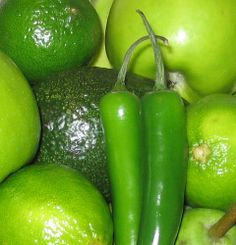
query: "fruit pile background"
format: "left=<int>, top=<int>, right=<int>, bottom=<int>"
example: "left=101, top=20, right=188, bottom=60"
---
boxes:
left=0, top=0, right=236, bottom=244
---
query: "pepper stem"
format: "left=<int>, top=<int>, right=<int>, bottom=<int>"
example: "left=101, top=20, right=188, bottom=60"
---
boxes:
left=113, top=36, right=168, bottom=92
left=208, top=203, right=236, bottom=241
left=136, top=9, right=167, bottom=91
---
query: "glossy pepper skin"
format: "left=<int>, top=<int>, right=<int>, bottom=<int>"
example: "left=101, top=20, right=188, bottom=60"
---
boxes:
left=99, top=34, right=148, bottom=244
left=99, top=32, right=167, bottom=244
left=138, top=90, right=187, bottom=245
left=136, top=10, right=188, bottom=245
left=100, top=91, right=142, bottom=245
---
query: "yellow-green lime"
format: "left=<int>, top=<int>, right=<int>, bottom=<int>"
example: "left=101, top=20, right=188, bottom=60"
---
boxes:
left=186, top=93, right=236, bottom=211
left=0, top=0, right=102, bottom=81
left=0, top=163, right=113, bottom=244
left=0, top=50, right=40, bottom=182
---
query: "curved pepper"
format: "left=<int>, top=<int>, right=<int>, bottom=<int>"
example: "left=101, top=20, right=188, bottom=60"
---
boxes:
left=100, top=29, right=169, bottom=243
left=137, top=10, right=188, bottom=245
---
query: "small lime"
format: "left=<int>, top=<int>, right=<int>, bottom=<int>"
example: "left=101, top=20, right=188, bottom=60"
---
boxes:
left=0, top=163, right=113, bottom=244
left=0, top=0, right=102, bottom=81
left=186, top=93, right=236, bottom=211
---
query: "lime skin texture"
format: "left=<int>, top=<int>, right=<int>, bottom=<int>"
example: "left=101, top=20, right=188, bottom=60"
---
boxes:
left=0, top=163, right=113, bottom=244
left=0, top=0, right=102, bottom=81
left=186, top=94, right=236, bottom=211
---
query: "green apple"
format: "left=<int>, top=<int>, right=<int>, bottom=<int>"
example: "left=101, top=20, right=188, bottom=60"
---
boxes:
left=90, top=0, right=113, bottom=68
left=176, top=207, right=236, bottom=244
left=0, top=51, right=40, bottom=181
left=106, top=0, right=236, bottom=101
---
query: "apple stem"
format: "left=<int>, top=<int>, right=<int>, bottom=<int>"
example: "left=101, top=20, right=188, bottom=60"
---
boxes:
left=208, top=203, right=236, bottom=240
left=167, top=72, right=201, bottom=104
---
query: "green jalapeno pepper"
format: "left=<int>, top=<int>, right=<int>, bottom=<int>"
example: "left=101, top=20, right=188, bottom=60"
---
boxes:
left=100, top=10, right=186, bottom=244
left=100, top=90, right=141, bottom=245
left=100, top=30, right=169, bottom=244
left=137, top=10, right=188, bottom=245
left=99, top=35, right=147, bottom=245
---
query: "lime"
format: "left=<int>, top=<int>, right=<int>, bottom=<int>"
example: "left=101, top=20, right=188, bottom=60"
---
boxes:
left=0, top=50, right=40, bottom=182
left=0, top=0, right=102, bottom=81
left=0, top=163, right=113, bottom=244
left=186, top=94, right=236, bottom=211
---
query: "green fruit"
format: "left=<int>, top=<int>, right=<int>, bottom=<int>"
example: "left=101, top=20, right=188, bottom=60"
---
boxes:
left=32, top=66, right=153, bottom=201
left=90, top=0, right=113, bottom=68
left=0, top=0, right=102, bottom=81
left=0, top=163, right=113, bottom=244
left=186, top=94, right=236, bottom=211
left=0, top=50, right=40, bottom=182
left=176, top=208, right=236, bottom=244
left=106, top=0, right=236, bottom=99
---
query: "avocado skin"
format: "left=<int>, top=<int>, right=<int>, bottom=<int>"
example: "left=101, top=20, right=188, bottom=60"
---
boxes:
left=32, top=66, right=153, bottom=201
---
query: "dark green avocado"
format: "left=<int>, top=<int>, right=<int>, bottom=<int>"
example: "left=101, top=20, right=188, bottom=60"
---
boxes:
left=32, top=66, right=153, bottom=201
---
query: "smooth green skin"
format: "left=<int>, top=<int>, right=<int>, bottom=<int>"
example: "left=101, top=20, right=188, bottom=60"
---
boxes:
left=106, top=0, right=236, bottom=97
left=186, top=94, right=236, bottom=211
left=0, top=50, right=40, bottom=182
left=138, top=90, right=188, bottom=245
left=0, top=0, right=102, bottom=81
left=0, top=163, right=113, bottom=244
left=176, top=208, right=236, bottom=244
left=100, top=91, right=142, bottom=245
left=90, top=0, right=113, bottom=68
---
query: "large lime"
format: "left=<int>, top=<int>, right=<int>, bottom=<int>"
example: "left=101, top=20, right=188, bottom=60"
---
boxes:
left=0, top=163, right=113, bottom=244
left=186, top=94, right=236, bottom=211
left=0, top=50, right=40, bottom=182
left=0, top=0, right=102, bottom=81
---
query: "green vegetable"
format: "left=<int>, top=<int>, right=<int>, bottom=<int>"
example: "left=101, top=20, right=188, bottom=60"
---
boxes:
left=100, top=16, right=170, bottom=243
left=32, top=66, right=153, bottom=202
left=137, top=10, right=188, bottom=245
left=99, top=36, right=147, bottom=245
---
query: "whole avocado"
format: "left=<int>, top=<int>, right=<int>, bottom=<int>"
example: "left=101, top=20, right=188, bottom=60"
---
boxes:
left=32, top=66, right=153, bottom=201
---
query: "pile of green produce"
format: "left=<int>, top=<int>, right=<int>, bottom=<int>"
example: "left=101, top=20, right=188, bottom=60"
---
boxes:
left=0, top=0, right=236, bottom=244
left=32, top=66, right=153, bottom=201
